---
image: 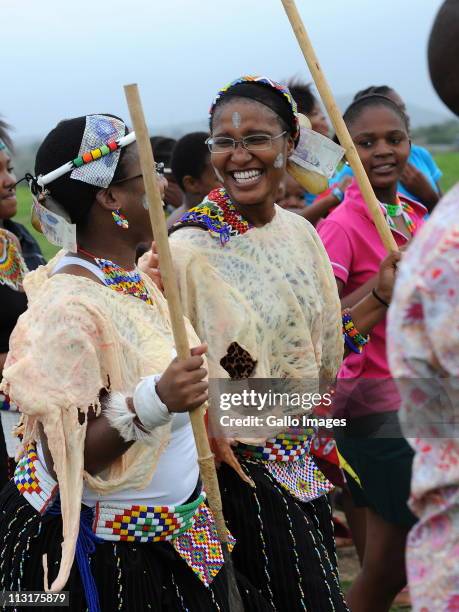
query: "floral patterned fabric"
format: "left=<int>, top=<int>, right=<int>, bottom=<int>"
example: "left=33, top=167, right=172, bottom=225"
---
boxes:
left=388, top=183, right=459, bottom=611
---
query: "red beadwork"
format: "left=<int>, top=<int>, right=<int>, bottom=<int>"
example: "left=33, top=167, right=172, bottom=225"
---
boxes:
left=82, top=152, right=92, bottom=163
left=107, top=140, right=118, bottom=152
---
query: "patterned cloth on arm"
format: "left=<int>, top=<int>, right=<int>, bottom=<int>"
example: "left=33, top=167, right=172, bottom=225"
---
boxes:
left=388, top=183, right=459, bottom=612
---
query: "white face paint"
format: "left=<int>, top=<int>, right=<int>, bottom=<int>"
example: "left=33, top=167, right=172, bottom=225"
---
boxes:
left=141, top=194, right=149, bottom=210
left=273, top=153, right=284, bottom=168
left=232, top=111, right=242, bottom=128
left=213, top=167, right=224, bottom=183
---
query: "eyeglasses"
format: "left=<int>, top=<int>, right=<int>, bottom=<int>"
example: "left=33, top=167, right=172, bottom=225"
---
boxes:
left=206, top=131, right=287, bottom=154
left=111, top=162, right=167, bottom=185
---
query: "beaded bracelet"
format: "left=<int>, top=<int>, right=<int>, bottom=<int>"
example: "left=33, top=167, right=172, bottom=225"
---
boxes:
left=342, top=309, right=369, bottom=354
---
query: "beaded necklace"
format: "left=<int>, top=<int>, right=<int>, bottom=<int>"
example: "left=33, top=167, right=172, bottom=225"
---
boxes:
left=0, top=229, right=28, bottom=291
left=77, top=247, right=152, bottom=304
left=382, top=196, right=415, bottom=235
left=173, top=187, right=253, bottom=245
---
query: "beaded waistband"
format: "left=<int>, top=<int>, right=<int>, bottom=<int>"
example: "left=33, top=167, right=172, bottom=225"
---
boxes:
left=14, top=443, right=58, bottom=514
left=236, top=432, right=312, bottom=462
left=94, top=496, right=235, bottom=586
left=14, top=443, right=235, bottom=587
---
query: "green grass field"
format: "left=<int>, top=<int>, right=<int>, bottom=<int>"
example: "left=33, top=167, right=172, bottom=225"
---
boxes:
left=14, top=152, right=459, bottom=262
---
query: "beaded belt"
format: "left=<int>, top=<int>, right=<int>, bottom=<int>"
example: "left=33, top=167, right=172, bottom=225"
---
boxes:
left=94, top=496, right=235, bottom=586
left=14, top=443, right=58, bottom=514
left=236, top=432, right=312, bottom=462
left=14, top=443, right=235, bottom=587
left=236, top=433, right=333, bottom=502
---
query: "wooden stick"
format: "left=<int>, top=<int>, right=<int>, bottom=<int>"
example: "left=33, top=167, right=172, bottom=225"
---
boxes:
left=280, top=0, right=398, bottom=252
left=124, top=84, right=243, bottom=611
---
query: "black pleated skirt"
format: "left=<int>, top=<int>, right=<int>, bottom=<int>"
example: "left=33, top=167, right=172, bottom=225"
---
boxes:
left=0, top=481, right=273, bottom=612
left=217, top=459, right=348, bottom=612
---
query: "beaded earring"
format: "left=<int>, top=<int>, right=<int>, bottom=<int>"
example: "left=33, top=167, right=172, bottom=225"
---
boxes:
left=112, top=209, right=129, bottom=229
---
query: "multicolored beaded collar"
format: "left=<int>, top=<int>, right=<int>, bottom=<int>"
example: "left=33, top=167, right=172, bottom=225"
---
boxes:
left=170, top=188, right=253, bottom=245
left=0, top=229, right=28, bottom=292
left=77, top=247, right=152, bottom=304
left=382, top=196, right=415, bottom=235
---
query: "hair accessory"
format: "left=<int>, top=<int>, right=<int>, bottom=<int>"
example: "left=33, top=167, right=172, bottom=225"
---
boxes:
left=210, top=76, right=300, bottom=143
left=36, top=123, right=136, bottom=189
left=371, top=288, right=389, bottom=308
left=111, top=209, right=129, bottom=229
left=342, top=309, right=369, bottom=354
left=0, top=139, right=7, bottom=152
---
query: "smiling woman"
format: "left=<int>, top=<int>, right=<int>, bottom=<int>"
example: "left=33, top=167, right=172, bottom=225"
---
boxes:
left=0, top=119, right=45, bottom=487
left=317, top=95, right=428, bottom=611
left=167, top=76, right=349, bottom=611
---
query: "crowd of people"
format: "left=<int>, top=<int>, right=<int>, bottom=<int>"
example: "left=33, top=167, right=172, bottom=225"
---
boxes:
left=0, top=1, right=457, bottom=611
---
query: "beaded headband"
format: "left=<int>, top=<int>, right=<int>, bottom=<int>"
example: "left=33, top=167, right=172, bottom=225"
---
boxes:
left=37, top=131, right=136, bottom=189
left=210, top=76, right=300, bottom=143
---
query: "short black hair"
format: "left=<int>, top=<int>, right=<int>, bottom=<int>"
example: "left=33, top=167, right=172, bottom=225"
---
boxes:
left=35, top=114, right=130, bottom=228
left=428, top=0, right=459, bottom=116
left=0, top=118, right=13, bottom=153
left=353, top=85, right=393, bottom=101
left=343, top=94, right=409, bottom=132
left=287, top=80, right=317, bottom=116
left=171, top=132, right=210, bottom=191
left=150, top=136, right=176, bottom=167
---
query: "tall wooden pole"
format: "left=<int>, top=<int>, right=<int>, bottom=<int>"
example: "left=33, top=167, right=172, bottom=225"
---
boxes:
left=280, top=0, right=398, bottom=252
left=124, top=83, right=243, bottom=612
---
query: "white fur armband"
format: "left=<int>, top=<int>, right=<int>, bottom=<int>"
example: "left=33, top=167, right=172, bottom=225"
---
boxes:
left=133, top=374, right=172, bottom=429
left=105, top=376, right=172, bottom=444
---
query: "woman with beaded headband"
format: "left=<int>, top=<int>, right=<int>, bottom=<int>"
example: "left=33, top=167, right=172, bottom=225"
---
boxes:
left=0, top=113, right=271, bottom=611
left=0, top=118, right=45, bottom=487
left=136, top=76, right=402, bottom=611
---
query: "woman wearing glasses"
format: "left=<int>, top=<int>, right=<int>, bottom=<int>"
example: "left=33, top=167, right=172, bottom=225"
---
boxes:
left=165, top=76, right=349, bottom=611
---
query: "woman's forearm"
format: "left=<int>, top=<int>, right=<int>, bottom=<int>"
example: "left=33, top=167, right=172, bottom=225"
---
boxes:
left=350, top=291, right=387, bottom=336
left=298, top=194, right=338, bottom=226
left=340, top=275, right=378, bottom=308
left=83, top=408, right=134, bottom=475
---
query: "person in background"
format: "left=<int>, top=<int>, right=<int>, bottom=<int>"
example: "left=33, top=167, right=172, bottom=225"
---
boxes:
left=277, top=172, right=306, bottom=211
left=388, top=2, right=459, bottom=609
left=150, top=136, right=184, bottom=212
left=318, top=94, right=427, bottom=612
left=333, top=86, right=442, bottom=211
left=0, top=119, right=45, bottom=486
left=166, top=131, right=220, bottom=229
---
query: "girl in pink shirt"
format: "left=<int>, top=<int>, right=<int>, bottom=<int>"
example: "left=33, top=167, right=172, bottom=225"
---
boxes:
left=318, top=94, right=426, bottom=612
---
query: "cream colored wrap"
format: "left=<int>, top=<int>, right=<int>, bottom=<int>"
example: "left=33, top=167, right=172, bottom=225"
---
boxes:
left=169, top=205, right=343, bottom=437
left=0, top=254, right=201, bottom=592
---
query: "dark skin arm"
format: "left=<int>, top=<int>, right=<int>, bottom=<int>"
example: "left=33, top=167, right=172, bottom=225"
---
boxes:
left=400, top=162, right=441, bottom=211
left=39, top=264, right=208, bottom=477
left=339, top=251, right=401, bottom=356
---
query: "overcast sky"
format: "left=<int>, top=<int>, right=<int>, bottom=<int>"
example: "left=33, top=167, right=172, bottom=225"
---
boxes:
left=3, top=0, right=451, bottom=143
